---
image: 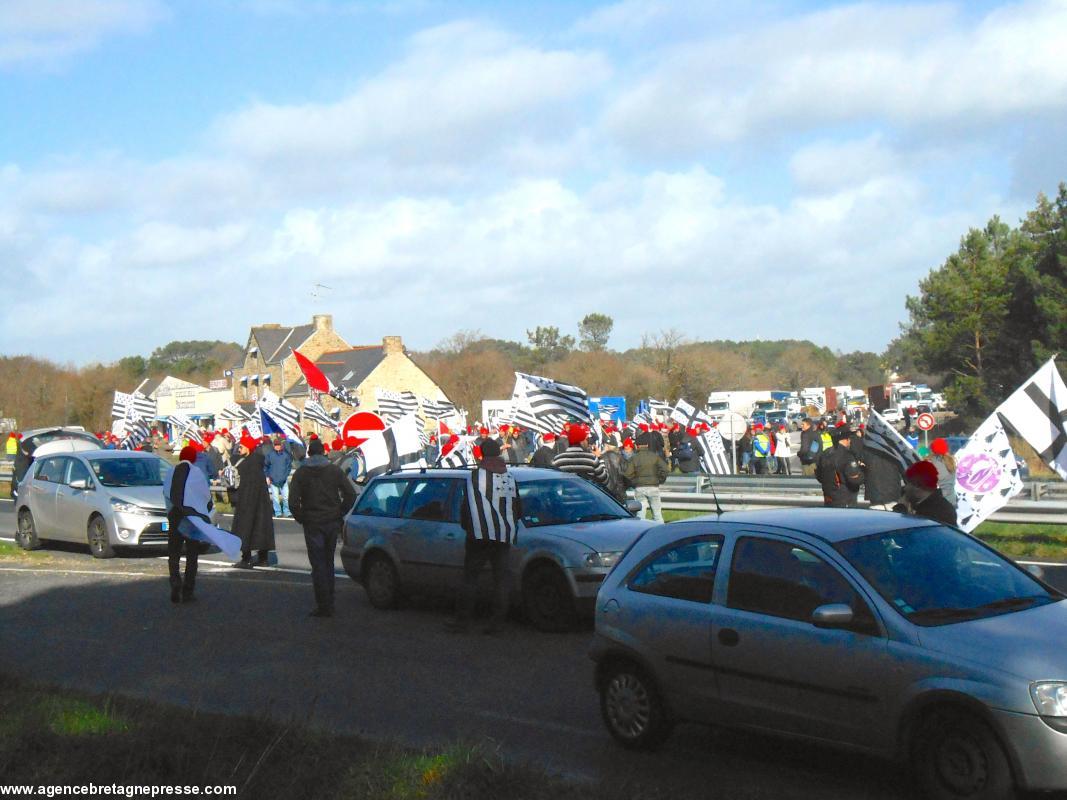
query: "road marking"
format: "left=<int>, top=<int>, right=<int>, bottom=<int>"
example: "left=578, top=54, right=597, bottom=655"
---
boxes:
left=0, top=567, right=153, bottom=577
left=470, top=710, right=601, bottom=739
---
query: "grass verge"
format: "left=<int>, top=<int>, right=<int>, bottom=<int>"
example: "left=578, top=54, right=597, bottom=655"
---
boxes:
left=0, top=540, right=48, bottom=561
left=0, top=678, right=654, bottom=800
left=660, top=510, right=1067, bottom=561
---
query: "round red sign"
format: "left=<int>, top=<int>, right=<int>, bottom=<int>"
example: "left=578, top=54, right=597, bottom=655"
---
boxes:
left=341, top=411, right=385, bottom=448
left=916, top=412, right=936, bottom=431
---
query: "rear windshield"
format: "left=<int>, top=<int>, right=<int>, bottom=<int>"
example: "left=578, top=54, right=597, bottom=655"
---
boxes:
left=89, top=458, right=166, bottom=487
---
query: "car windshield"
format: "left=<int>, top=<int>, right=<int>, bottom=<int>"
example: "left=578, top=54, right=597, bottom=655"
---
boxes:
left=835, top=526, right=1060, bottom=626
left=518, top=478, right=629, bottom=528
left=30, top=430, right=99, bottom=447
left=89, top=457, right=166, bottom=487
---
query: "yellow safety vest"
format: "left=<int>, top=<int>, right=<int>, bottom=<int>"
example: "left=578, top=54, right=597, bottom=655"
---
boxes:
left=5, top=436, right=17, bottom=455
left=753, top=433, right=771, bottom=456
left=820, top=432, right=833, bottom=451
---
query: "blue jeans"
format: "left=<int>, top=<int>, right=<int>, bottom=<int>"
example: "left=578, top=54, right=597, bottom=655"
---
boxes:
left=269, top=482, right=289, bottom=517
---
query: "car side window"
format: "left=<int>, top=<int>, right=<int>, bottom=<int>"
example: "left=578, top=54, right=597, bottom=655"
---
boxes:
left=66, top=459, right=92, bottom=486
left=727, top=537, right=879, bottom=635
left=627, top=536, right=723, bottom=604
left=402, top=479, right=457, bottom=522
left=35, top=457, right=67, bottom=483
left=355, top=480, right=408, bottom=517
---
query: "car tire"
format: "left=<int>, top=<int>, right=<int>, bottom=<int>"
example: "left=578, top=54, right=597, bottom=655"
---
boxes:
left=363, top=553, right=400, bottom=609
left=16, top=509, right=41, bottom=550
left=599, top=660, right=673, bottom=750
left=87, top=515, right=115, bottom=559
left=911, top=708, right=1016, bottom=800
left=521, top=563, right=577, bottom=632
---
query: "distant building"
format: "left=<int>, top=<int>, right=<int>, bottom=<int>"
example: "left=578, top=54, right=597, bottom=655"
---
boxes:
left=134, top=375, right=234, bottom=435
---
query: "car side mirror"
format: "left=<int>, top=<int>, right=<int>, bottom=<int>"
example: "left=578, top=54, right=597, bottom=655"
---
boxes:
left=811, top=603, right=854, bottom=629
left=69, top=478, right=92, bottom=491
left=625, top=499, right=642, bottom=515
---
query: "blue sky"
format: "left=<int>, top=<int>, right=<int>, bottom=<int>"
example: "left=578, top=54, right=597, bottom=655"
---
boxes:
left=3, top=0, right=1066, bottom=364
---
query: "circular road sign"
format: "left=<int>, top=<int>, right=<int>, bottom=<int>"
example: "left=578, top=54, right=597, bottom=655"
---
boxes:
left=717, top=412, right=749, bottom=442
left=916, top=412, right=936, bottom=431
left=341, top=411, right=385, bottom=448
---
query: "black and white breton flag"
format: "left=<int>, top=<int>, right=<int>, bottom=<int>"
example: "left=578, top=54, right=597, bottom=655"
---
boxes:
left=218, top=402, right=253, bottom=424
left=865, top=409, right=919, bottom=472
left=513, top=372, right=591, bottom=425
left=168, top=413, right=204, bottom=445
left=359, top=414, right=424, bottom=478
left=420, top=397, right=457, bottom=420
left=112, top=390, right=155, bottom=421
left=695, top=428, right=732, bottom=475
left=997, top=358, right=1067, bottom=479
left=499, top=399, right=554, bottom=434
left=119, top=416, right=151, bottom=450
left=376, top=389, right=419, bottom=422
left=437, top=437, right=474, bottom=468
left=669, top=399, right=713, bottom=429
left=648, top=398, right=671, bottom=417
left=302, top=400, right=340, bottom=433
left=466, top=467, right=518, bottom=544
left=258, top=389, right=302, bottom=441
left=597, top=403, right=619, bottom=421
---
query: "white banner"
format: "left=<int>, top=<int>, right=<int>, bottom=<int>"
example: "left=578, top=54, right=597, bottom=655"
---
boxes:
left=954, top=414, right=1024, bottom=533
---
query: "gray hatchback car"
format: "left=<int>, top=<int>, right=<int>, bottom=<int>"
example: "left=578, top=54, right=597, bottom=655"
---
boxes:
left=590, top=508, right=1067, bottom=799
left=341, top=467, right=652, bottom=630
left=15, top=450, right=173, bottom=558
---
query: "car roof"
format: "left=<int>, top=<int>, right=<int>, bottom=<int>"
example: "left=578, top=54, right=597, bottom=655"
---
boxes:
left=673, top=507, right=939, bottom=543
left=78, top=450, right=163, bottom=461
left=372, top=466, right=577, bottom=482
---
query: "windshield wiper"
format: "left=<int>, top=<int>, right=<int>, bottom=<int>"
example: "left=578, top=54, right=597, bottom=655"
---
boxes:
left=977, top=595, right=1052, bottom=612
left=910, top=595, right=1052, bottom=624
left=575, top=513, right=625, bottom=523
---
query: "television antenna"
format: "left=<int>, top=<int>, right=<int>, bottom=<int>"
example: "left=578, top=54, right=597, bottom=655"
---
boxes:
left=310, top=283, right=334, bottom=303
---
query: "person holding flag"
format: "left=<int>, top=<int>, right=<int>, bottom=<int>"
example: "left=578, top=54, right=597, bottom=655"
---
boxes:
left=163, top=445, right=213, bottom=604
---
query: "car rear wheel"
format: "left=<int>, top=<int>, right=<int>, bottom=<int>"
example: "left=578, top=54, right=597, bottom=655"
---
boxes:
left=911, top=708, right=1015, bottom=800
left=599, top=660, right=672, bottom=750
left=87, top=516, right=115, bottom=559
left=522, top=563, right=577, bottom=632
left=363, top=553, right=400, bottom=609
left=16, top=509, right=41, bottom=550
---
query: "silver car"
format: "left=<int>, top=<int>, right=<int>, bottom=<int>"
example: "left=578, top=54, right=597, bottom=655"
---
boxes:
left=15, top=450, right=173, bottom=558
left=341, top=467, right=653, bottom=631
left=591, top=508, right=1067, bottom=798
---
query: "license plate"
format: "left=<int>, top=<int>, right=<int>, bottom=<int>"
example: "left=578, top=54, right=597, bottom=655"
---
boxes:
left=161, top=521, right=169, bottom=532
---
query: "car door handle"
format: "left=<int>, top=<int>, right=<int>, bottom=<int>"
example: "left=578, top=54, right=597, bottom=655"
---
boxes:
left=717, top=628, right=740, bottom=647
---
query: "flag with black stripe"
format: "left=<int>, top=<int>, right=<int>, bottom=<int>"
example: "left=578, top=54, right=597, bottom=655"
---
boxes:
left=302, top=399, right=340, bottom=433
left=218, top=402, right=253, bottom=424
left=695, top=428, right=732, bottom=475
left=119, top=416, right=151, bottom=450
left=112, top=390, right=155, bottom=420
left=168, top=413, right=204, bottom=445
left=358, top=413, right=425, bottom=478
left=420, top=397, right=458, bottom=420
left=670, top=399, right=713, bottom=429
left=648, top=398, right=671, bottom=417
left=513, top=372, right=591, bottom=426
left=865, top=410, right=919, bottom=472
left=465, top=466, right=518, bottom=544
left=257, top=389, right=302, bottom=441
left=997, top=358, right=1067, bottom=479
left=437, top=436, right=474, bottom=468
left=376, top=388, right=419, bottom=422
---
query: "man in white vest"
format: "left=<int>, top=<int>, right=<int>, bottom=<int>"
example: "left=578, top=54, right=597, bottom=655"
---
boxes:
left=446, top=438, right=520, bottom=634
left=164, top=445, right=214, bottom=604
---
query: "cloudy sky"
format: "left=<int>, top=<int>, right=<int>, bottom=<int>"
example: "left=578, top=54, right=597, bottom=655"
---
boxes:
left=3, top=0, right=1066, bottom=364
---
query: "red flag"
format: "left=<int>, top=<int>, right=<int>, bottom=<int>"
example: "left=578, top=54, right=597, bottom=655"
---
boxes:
left=293, top=349, right=331, bottom=394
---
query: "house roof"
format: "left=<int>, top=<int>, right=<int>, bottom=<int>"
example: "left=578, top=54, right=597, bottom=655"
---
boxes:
left=284, top=346, right=386, bottom=397
left=134, top=377, right=164, bottom=397
left=250, top=323, right=316, bottom=365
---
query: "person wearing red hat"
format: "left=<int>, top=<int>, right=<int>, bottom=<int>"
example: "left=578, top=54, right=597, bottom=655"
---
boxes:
left=896, top=460, right=957, bottom=525
left=929, top=438, right=957, bottom=507
left=552, top=425, right=608, bottom=487
left=5, top=431, right=18, bottom=460
left=163, top=445, right=213, bottom=603
left=751, top=423, right=772, bottom=475
left=530, top=432, right=557, bottom=469
left=231, top=435, right=276, bottom=569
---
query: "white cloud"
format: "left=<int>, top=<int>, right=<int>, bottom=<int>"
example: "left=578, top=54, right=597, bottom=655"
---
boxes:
left=0, top=0, right=167, bottom=67
left=604, top=0, right=1067, bottom=154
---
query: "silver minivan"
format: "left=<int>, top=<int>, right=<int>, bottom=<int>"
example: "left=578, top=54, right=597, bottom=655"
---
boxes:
left=15, top=450, right=173, bottom=558
left=591, top=508, right=1067, bottom=799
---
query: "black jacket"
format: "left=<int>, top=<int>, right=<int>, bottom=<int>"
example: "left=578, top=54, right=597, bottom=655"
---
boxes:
left=897, top=491, right=957, bottom=526
left=815, top=444, right=864, bottom=507
left=798, top=427, right=820, bottom=464
left=289, top=455, right=357, bottom=525
left=530, top=445, right=557, bottom=469
left=861, top=445, right=903, bottom=506
left=231, top=449, right=276, bottom=551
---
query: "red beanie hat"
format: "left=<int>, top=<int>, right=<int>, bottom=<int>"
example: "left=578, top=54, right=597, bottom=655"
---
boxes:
left=479, top=426, right=489, bottom=436
left=622, top=437, right=634, bottom=448
left=566, top=425, right=588, bottom=446
left=239, top=435, right=258, bottom=452
left=331, top=439, right=344, bottom=451
left=931, top=438, right=949, bottom=456
left=179, top=445, right=198, bottom=464
left=543, top=432, right=556, bottom=442
left=905, top=460, right=940, bottom=491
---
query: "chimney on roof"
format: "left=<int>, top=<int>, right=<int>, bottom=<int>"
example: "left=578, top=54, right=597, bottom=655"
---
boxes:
left=382, top=336, right=404, bottom=355
left=313, top=314, right=333, bottom=332
left=261, top=323, right=281, bottom=329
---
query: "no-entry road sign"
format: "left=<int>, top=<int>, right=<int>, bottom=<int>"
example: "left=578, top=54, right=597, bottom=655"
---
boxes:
left=916, top=412, right=936, bottom=431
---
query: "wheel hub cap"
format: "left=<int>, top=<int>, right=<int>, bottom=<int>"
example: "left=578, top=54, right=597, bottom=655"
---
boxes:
left=936, top=735, right=988, bottom=794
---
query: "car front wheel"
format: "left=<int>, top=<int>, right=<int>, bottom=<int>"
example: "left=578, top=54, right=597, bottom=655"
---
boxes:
left=363, top=553, right=400, bottom=609
left=599, top=660, right=673, bottom=750
left=87, top=516, right=115, bottom=559
left=522, top=563, right=577, bottom=632
left=911, top=708, right=1015, bottom=800
left=16, top=509, right=41, bottom=550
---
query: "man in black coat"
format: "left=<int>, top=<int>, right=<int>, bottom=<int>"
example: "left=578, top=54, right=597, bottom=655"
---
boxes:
left=798, top=418, right=820, bottom=477
left=894, top=461, right=957, bottom=526
left=861, top=445, right=904, bottom=510
left=815, top=426, right=864, bottom=508
left=231, top=435, right=276, bottom=568
left=289, top=438, right=357, bottom=617
left=530, top=433, right=558, bottom=469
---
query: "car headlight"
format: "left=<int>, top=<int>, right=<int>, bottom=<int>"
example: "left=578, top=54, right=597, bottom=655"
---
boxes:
left=1030, top=682, right=1067, bottom=732
left=584, top=551, right=623, bottom=568
left=110, top=499, right=149, bottom=515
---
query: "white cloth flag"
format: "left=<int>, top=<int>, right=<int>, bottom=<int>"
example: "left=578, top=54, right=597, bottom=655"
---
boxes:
left=997, top=358, right=1067, bottom=479
left=358, top=413, right=425, bottom=478
left=258, top=389, right=302, bottom=442
left=670, top=399, right=713, bottom=428
left=513, top=372, right=591, bottom=424
left=696, top=428, right=732, bottom=475
left=954, top=414, right=1025, bottom=533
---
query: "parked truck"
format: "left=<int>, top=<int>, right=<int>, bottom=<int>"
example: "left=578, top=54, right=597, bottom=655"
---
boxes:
left=707, top=390, right=772, bottom=420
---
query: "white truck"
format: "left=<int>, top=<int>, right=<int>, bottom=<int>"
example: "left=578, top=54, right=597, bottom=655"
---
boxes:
left=707, top=390, right=772, bottom=420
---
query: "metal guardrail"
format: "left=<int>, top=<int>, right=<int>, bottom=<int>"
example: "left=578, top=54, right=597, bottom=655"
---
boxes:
left=658, top=490, right=1067, bottom=525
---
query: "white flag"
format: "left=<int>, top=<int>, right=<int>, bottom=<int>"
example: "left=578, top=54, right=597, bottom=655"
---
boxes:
left=997, top=358, right=1067, bottom=479
left=954, top=414, right=1024, bottom=533
left=357, top=413, right=425, bottom=478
